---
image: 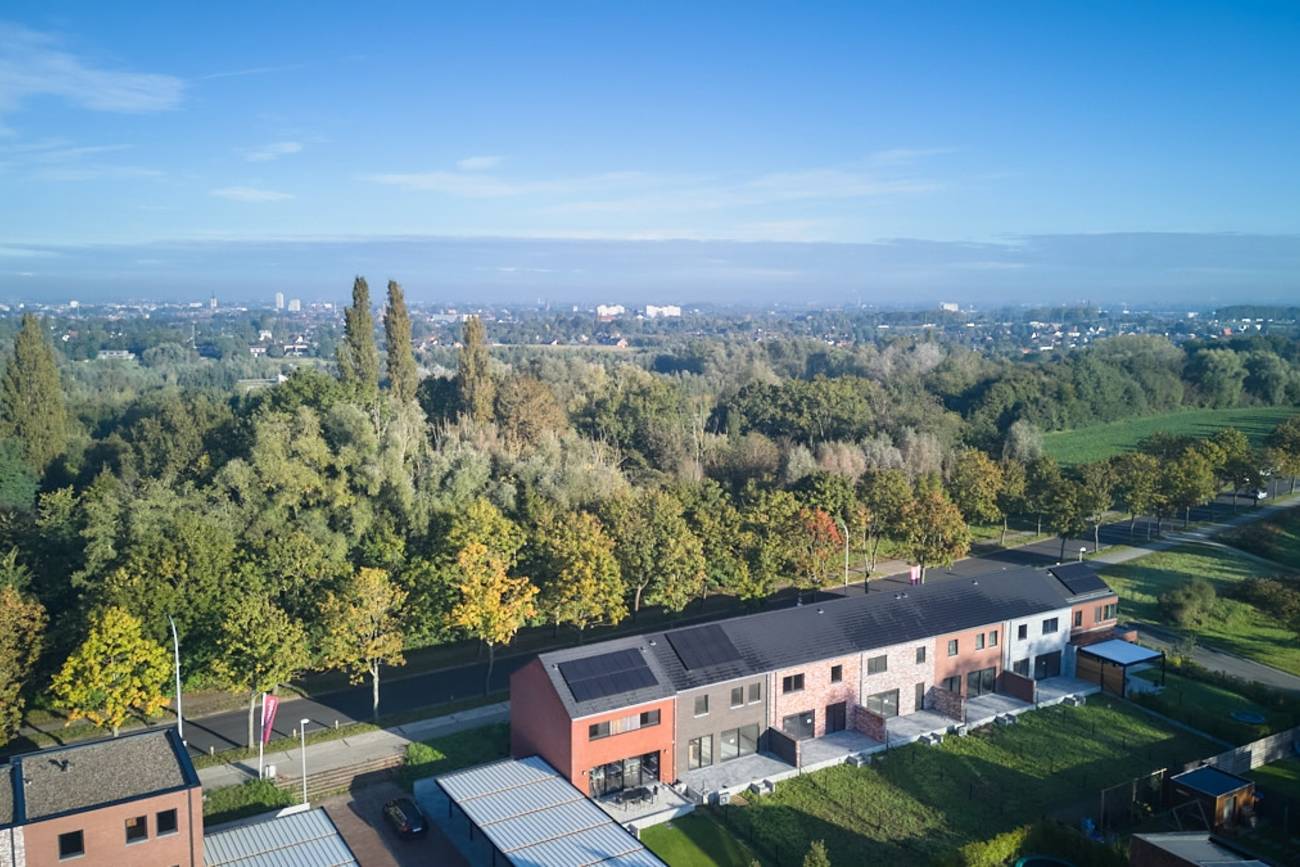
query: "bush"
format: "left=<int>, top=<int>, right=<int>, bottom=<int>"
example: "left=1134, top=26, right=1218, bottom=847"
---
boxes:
left=948, top=822, right=1125, bottom=867
left=1159, top=578, right=1216, bottom=626
left=1232, top=577, right=1300, bottom=635
left=203, top=780, right=294, bottom=826
left=955, top=825, right=1030, bottom=866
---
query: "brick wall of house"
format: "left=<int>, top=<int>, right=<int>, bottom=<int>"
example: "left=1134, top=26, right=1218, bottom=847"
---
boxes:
left=509, top=658, right=575, bottom=783
left=929, top=685, right=965, bottom=721
left=22, top=788, right=202, bottom=867
left=570, top=698, right=676, bottom=792
left=933, top=625, right=1004, bottom=698
left=853, top=705, right=887, bottom=741
left=770, top=653, right=859, bottom=739
left=858, top=639, right=935, bottom=716
left=1071, top=594, right=1120, bottom=637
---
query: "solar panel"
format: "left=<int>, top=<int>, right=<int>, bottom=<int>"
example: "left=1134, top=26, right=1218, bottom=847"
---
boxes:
left=1049, top=562, right=1109, bottom=596
left=557, top=648, right=657, bottom=703
left=665, top=624, right=742, bottom=670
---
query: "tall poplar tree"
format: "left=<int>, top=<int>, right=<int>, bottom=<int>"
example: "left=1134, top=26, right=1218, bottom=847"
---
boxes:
left=457, top=316, right=495, bottom=423
left=0, top=313, right=68, bottom=473
left=337, top=276, right=380, bottom=403
left=383, top=280, right=418, bottom=402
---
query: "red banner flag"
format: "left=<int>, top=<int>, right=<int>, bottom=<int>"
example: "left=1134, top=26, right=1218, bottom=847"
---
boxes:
left=261, top=694, right=280, bottom=745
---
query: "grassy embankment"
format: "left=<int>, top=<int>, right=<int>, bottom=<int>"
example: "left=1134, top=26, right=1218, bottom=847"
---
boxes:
left=1042, top=407, right=1298, bottom=465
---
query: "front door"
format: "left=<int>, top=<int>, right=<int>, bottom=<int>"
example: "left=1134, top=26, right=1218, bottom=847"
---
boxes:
left=915, top=682, right=926, bottom=712
left=825, top=701, right=846, bottom=733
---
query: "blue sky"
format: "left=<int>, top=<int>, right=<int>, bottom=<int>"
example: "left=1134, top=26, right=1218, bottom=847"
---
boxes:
left=2, top=2, right=1298, bottom=305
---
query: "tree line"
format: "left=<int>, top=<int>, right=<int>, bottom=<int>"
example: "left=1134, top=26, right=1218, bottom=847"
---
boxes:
left=0, top=280, right=1299, bottom=748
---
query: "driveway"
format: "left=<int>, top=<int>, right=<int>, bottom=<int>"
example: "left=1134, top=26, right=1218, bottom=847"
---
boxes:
left=322, top=781, right=467, bottom=867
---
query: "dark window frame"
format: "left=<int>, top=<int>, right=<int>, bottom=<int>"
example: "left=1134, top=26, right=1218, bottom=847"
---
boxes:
left=915, top=646, right=926, bottom=664
left=1042, top=617, right=1059, bottom=635
left=747, top=682, right=762, bottom=704
left=1017, top=624, right=1028, bottom=640
left=125, top=814, right=148, bottom=844
left=58, top=830, right=85, bottom=860
left=867, top=655, right=887, bottom=675
left=730, top=685, right=744, bottom=708
left=156, top=808, right=179, bottom=836
left=947, top=639, right=958, bottom=657
left=694, top=694, right=709, bottom=717
left=782, top=673, right=805, bottom=694
left=830, top=664, right=843, bottom=682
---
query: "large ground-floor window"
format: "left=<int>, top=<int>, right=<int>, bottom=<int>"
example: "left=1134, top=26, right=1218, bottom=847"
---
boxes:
left=782, top=710, right=815, bottom=740
left=688, top=735, right=713, bottom=770
left=589, top=750, right=660, bottom=797
left=966, top=666, right=997, bottom=697
left=865, top=689, right=900, bottom=718
left=719, top=723, right=760, bottom=762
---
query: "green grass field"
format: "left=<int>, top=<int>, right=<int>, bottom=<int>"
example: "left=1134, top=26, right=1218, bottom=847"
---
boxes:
left=642, top=811, right=766, bottom=867
left=715, top=698, right=1213, bottom=867
left=1249, top=758, right=1300, bottom=803
left=1042, top=407, right=1298, bottom=465
left=1131, top=669, right=1296, bottom=744
left=401, top=722, right=511, bottom=787
left=1099, top=544, right=1300, bottom=675
left=1224, top=508, right=1300, bottom=569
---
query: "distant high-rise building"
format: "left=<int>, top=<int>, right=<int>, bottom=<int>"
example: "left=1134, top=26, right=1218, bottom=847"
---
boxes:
left=287, top=298, right=301, bottom=312
left=644, top=304, right=682, bottom=319
left=275, top=292, right=285, bottom=310
left=209, top=294, right=218, bottom=310
left=939, top=302, right=960, bottom=313
left=596, top=304, right=625, bottom=321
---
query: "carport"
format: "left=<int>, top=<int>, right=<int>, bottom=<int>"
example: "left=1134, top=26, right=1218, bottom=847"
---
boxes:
left=1075, top=639, right=1164, bottom=698
left=430, top=755, right=667, bottom=867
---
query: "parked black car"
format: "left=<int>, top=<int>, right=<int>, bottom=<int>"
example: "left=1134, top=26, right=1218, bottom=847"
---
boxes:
left=383, top=797, right=428, bottom=838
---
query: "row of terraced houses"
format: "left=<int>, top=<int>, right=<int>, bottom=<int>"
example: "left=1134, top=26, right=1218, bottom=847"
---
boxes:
left=510, top=563, right=1125, bottom=803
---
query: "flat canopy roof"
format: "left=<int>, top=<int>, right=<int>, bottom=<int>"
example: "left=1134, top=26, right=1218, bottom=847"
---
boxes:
left=437, top=756, right=667, bottom=867
left=1078, top=639, right=1162, bottom=666
left=204, top=807, right=358, bottom=867
left=1171, top=766, right=1254, bottom=798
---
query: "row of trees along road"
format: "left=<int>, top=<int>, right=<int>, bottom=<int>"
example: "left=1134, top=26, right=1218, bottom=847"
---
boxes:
left=1, top=281, right=1300, bottom=748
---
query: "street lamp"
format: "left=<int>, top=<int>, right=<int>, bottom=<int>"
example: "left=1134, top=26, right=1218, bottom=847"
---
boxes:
left=1078, top=546, right=1087, bottom=562
left=299, top=718, right=311, bottom=804
left=167, top=615, right=183, bottom=742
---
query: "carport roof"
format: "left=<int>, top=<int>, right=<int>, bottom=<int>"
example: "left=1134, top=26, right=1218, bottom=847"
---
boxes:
left=203, top=806, right=359, bottom=867
left=436, top=756, right=668, bottom=867
left=1078, top=639, right=1163, bottom=666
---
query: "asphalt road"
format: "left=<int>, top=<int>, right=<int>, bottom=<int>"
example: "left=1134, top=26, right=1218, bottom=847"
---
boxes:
left=52, top=480, right=1296, bottom=759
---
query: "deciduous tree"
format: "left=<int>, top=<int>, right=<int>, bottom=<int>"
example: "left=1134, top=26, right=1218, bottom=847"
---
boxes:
left=858, top=468, right=911, bottom=570
left=0, top=585, right=45, bottom=745
left=898, top=487, right=970, bottom=579
left=51, top=606, right=170, bottom=736
left=319, top=567, right=407, bottom=720
left=947, top=449, right=1004, bottom=527
left=447, top=542, right=538, bottom=693
left=383, top=280, right=419, bottom=403
left=532, top=510, right=626, bottom=635
left=604, top=489, right=706, bottom=616
left=212, top=597, right=311, bottom=748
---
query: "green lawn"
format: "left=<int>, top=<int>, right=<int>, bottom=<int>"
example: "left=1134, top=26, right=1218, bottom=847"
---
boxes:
left=1099, top=544, right=1300, bottom=675
left=720, top=697, right=1215, bottom=866
left=1224, top=508, right=1300, bottom=569
left=1130, top=669, right=1297, bottom=744
left=643, top=811, right=765, bottom=867
left=1249, top=758, right=1300, bottom=803
left=401, top=722, right=511, bottom=787
left=1042, top=407, right=1298, bottom=465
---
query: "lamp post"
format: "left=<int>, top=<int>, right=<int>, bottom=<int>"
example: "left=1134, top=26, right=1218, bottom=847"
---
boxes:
left=299, top=718, right=311, bottom=804
left=835, top=517, right=849, bottom=590
left=167, top=615, right=183, bottom=742
left=1078, top=546, right=1087, bottom=563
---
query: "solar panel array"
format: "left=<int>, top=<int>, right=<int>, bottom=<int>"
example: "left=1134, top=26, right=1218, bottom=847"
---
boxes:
left=665, top=624, right=742, bottom=670
left=1049, top=562, right=1109, bottom=596
left=557, top=648, right=657, bottom=703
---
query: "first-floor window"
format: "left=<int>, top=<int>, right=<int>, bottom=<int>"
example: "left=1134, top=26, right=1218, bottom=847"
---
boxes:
left=156, top=808, right=179, bottom=836
left=125, top=814, right=148, bottom=844
left=1042, top=617, right=1059, bottom=635
left=58, top=831, right=84, bottom=860
left=975, top=632, right=985, bottom=650
left=915, top=646, right=926, bottom=664
left=1017, top=624, right=1028, bottom=640
left=688, top=734, right=713, bottom=769
left=866, top=655, right=887, bottom=674
left=694, top=695, right=709, bottom=717
left=865, top=689, right=900, bottom=718
left=1013, top=659, right=1030, bottom=677
left=730, top=686, right=744, bottom=708
left=748, top=682, right=762, bottom=704
left=831, top=664, right=844, bottom=682
left=989, top=630, right=998, bottom=647
left=947, top=639, right=958, bottom=656
left=782, top=673, right=804, bottom=693
left=1074, top=610, right=1083, bottom=627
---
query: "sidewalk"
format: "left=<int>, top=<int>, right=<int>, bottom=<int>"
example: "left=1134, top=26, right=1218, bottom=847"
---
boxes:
left=198, top=701, right=509, bottom=790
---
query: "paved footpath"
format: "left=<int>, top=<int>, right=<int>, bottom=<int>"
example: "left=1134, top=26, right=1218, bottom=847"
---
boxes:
left=198, top=701, right=508, bottom=789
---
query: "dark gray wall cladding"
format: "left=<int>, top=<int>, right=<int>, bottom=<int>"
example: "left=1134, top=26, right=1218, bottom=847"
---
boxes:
left=674, top=678, right=767, bottom=777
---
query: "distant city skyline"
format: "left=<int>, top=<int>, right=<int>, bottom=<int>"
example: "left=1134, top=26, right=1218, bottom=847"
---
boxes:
left=1, top=3, right=1297, bottom=303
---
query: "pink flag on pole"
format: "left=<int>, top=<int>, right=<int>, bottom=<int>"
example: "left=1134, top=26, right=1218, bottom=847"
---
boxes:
left=261, top=694, right=280, bottom=745
left=909, top=565, right=922, bottom=585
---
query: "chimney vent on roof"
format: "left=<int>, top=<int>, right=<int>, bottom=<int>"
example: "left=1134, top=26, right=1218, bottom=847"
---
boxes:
left=893, top=593, right=901, bottom=600
left=648, top=639, right=656, bottom=646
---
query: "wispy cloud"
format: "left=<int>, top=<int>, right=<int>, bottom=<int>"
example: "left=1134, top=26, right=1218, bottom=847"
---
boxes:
left=868, top=146, right=956, bottom=165
left=0, top=138, right=161, bottom=181
left=363, top=168, right=652, bottom=198
left=210, top=186, right=293, bottom=202
left=0, top=22, right=183, bottom=117
left=240, top=141, right=303, bottom=162
left=457, top=155, right=503, bottom=171
left=198, top=64, right=305, bottom=81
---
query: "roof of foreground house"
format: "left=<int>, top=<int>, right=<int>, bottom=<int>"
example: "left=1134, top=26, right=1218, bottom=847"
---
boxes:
left=534, top=563, right=1116, bottom=718
left=0, top=728, right=198, bottom=828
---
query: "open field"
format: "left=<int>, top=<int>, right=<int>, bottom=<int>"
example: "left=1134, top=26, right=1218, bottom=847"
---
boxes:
left=1131, top=668, right=1298, bottom=744
left=642, top=812, right=766, bottom=867
left=1042, top=407, right=1298, bottom=465
left=715, top=697, right=1214, bottom=866
left=1224, top=508, right=1300, bottom=569
left=1098, top=544, right=1300, bottom=676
